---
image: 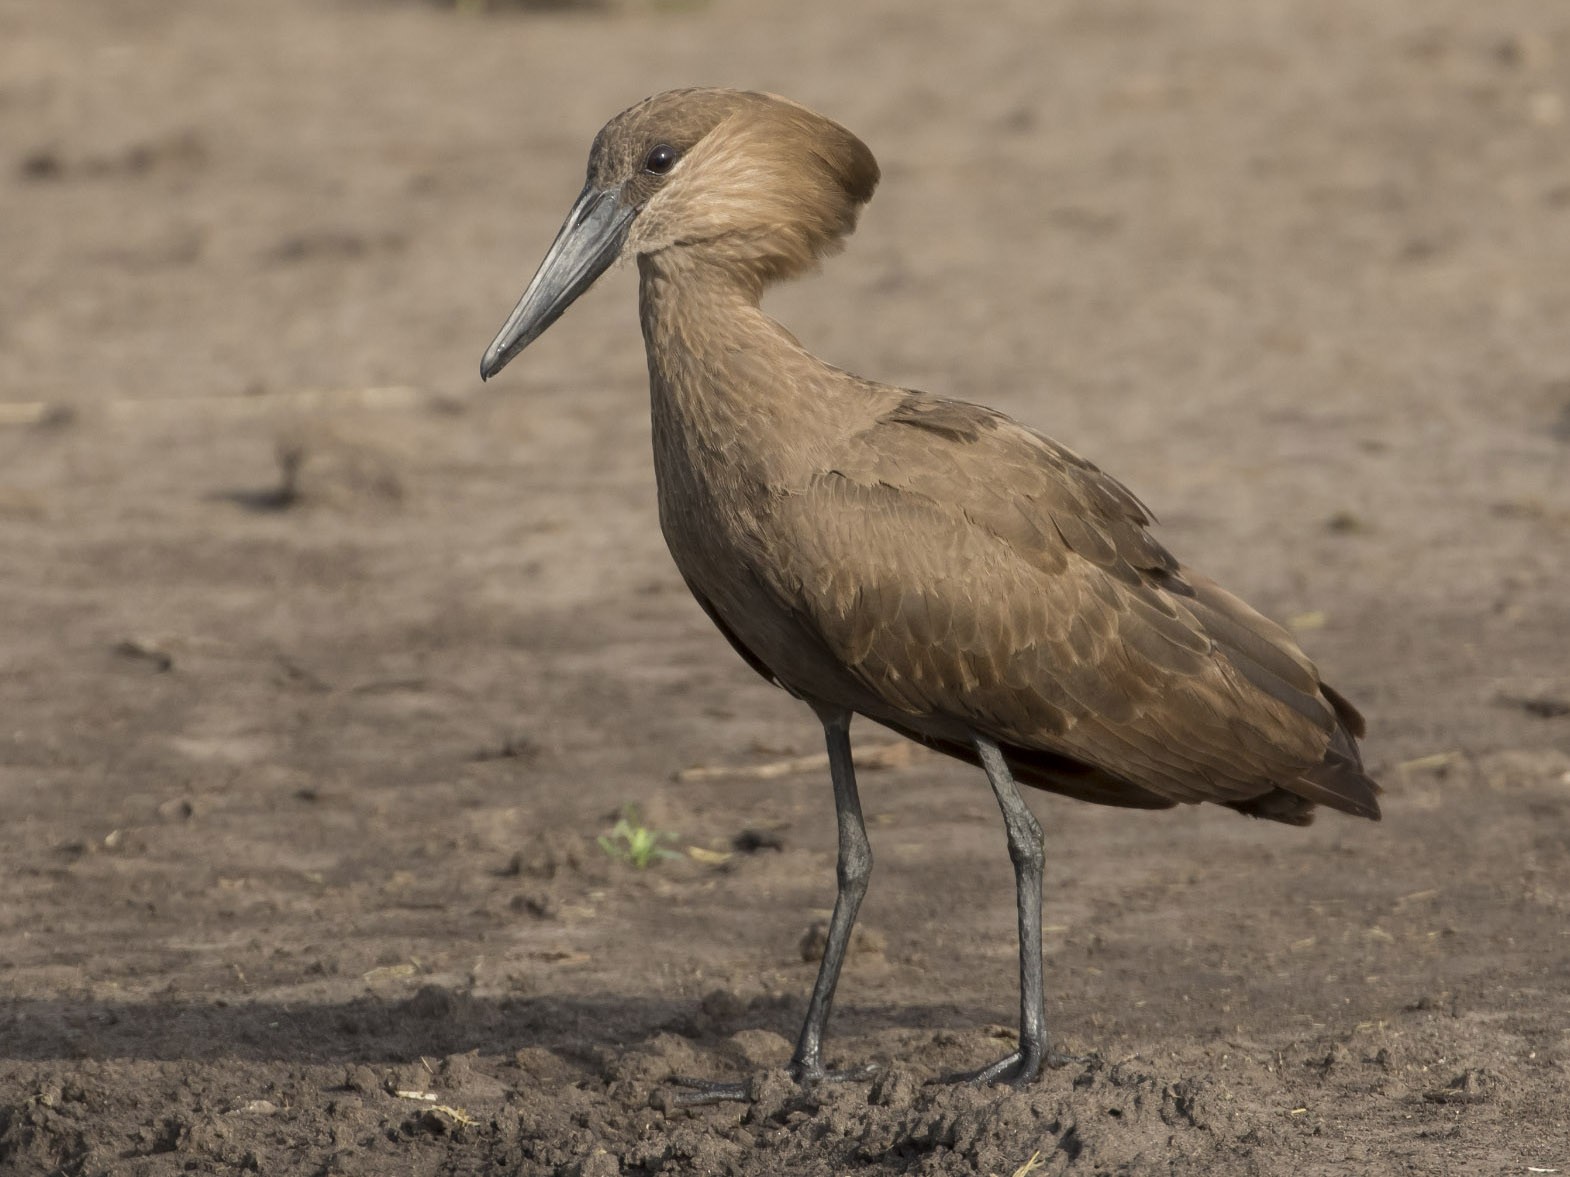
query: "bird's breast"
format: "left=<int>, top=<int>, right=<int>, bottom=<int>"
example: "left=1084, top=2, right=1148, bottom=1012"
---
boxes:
left=650, top=429, right=882, bottom=712
left=651, top=429, right=772, bottom=627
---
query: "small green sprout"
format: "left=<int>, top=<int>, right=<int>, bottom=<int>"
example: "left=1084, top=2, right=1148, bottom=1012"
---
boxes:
left=597, top=806, right=683, bottom=869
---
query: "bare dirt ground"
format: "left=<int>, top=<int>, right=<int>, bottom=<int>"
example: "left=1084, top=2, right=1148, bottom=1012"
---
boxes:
left=2, top=0, right=1569, bottom=1172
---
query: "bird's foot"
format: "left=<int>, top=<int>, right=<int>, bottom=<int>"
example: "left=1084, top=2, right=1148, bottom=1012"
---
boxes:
left=668, top=1060, right=879, bottom=1106
left=666, top=1076, right=751, bottom=1106
left=951, top=1045, right=1078, bottom=1089
left=795, top=1060, right=880, bottom=1086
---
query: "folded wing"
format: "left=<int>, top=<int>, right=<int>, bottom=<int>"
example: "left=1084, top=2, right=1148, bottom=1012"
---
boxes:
left=761, top=393, right=1380, bottom=823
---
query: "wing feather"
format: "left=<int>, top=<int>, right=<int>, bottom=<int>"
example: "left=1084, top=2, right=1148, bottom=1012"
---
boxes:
left=755, top=392, right=1380, bottom=820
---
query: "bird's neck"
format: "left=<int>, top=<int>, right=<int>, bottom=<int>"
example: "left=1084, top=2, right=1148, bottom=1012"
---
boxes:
left=637, top=251, right=874, bottom=490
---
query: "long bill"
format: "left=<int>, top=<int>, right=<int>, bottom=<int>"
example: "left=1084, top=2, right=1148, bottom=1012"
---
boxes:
left=480, top=184, right=636, bottom=381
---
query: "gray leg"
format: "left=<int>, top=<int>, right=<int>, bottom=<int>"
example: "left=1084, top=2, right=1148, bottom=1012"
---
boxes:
left=967, top=734, right=1048, bottom=1086
left=791, top=706, right=874, bottom=1079
left=672, top=706, right=874, bottom=1103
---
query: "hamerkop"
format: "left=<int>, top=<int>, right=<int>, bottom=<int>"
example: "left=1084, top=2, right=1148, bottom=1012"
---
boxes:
left=481, top=89, right=1380, bottom=1092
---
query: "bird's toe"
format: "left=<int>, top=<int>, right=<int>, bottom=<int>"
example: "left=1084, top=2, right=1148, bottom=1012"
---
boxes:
left=952, top=1044, right=1077, bottom=1088
left=666, top=1075, right=753, bottom=1106
left=795, top=1059, right=880, bottom=1085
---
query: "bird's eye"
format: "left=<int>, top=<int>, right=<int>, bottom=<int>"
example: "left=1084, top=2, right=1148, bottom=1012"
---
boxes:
left=643, top=144, right=679, bottom=175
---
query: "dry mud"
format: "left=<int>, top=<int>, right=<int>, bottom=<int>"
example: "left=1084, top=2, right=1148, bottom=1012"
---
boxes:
left=2, top=0, right=1569, bottom=1173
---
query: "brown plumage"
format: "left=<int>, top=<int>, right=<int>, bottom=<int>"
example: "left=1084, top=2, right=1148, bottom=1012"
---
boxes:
left=481, top=88, right=1380, bottom=1093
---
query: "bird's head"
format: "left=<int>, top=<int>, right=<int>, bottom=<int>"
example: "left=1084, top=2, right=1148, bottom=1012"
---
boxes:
left=481, top=88, right=879, bottom=380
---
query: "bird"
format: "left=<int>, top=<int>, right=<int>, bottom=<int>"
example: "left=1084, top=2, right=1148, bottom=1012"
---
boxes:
left=480, top=88, right=1380, bottom=1094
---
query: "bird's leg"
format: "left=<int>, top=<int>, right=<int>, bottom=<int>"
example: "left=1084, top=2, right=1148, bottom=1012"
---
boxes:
left=960, top=734, right=1053, bottom=1087
left=671, top=706, right=875, bottom=1105
left=789, top=705, right=876, bottom=1083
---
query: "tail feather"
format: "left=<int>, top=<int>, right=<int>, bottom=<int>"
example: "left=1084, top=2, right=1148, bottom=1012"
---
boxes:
left=1181, top=572, right=1380, bottom=823
left=1226, top=693, right=1381, bottom=825
left=1321, top=681, right=1368, bottom=742
left=1297, top=748, right=1382, bottom=820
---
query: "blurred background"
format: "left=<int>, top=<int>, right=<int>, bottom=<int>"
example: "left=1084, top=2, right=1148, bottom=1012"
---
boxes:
left=1, top=0, right=1567, bottom=1173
